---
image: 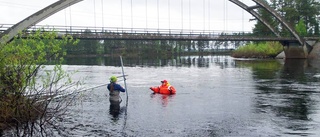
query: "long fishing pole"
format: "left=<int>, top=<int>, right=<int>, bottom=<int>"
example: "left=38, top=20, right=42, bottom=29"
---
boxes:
left=77, top=75, right=127, bottom=93
left=120, top=56, right=129, bottom=136
left=120, top=56, right=128, bottom=104
left=78, top=83, right=108, bottom=92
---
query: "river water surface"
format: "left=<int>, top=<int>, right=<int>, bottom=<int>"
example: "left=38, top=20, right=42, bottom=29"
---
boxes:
left=51, top=55, right=320, bottom=136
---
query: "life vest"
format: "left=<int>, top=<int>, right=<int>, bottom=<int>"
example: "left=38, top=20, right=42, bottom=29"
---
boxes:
left=150, top=83, right=176, bottom=94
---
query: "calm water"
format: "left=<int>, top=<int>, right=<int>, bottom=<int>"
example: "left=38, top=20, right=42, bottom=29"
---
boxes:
left=34, top=56, right=320, bottom=136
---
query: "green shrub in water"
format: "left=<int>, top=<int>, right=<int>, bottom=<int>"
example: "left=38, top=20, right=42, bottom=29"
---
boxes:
left=231, top=42, right=283, bottom=58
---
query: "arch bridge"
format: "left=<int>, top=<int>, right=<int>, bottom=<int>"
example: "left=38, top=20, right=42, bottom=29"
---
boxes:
left=0, top=0, right=319, bottom=58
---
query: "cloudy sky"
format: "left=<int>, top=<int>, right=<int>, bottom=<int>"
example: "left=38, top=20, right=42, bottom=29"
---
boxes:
left=0, top=0, right=256, bottom=32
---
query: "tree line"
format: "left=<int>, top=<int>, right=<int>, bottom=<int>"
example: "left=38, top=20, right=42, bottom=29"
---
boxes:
left=253, top=0, right=320, bottom=37
left=64, top=31, right=247, bottom=57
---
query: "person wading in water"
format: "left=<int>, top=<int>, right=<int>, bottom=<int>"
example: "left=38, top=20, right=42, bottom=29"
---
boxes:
left=107, top=76, right=126, bottom=118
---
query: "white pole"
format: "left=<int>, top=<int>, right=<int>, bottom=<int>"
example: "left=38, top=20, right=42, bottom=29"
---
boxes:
left=120, top=56, right=128, bottom=102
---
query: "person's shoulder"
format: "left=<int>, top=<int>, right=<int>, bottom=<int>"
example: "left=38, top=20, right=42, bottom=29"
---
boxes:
left=114, top=83, right=122, bottom=87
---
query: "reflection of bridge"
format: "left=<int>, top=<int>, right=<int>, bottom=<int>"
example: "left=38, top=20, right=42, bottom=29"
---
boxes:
left=0, top=0, right=319, bottom=58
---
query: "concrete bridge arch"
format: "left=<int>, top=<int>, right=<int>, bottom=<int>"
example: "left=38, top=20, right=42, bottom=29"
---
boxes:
left=0, top=0, right=83, bottom=44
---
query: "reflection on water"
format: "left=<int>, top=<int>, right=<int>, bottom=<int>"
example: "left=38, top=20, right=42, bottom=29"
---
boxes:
left=150, top=93, right=176, bottom=107
left=5, top=55, right=320, bottom=136
left=237, top=58, right=320, bottom=136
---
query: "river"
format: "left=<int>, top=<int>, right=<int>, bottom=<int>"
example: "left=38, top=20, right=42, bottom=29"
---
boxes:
left=27, top=55, right=320, bottom=136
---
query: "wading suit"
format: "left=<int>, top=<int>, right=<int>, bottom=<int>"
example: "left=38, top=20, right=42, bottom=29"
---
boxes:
left=107, top=82, right=126, bottom=103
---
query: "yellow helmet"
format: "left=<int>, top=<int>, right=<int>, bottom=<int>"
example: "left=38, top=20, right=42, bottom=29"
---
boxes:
left=110, top=76, right=117, bottom=82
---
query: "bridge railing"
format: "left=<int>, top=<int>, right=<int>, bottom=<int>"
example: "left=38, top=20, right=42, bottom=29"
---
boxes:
left=0, top=24, right=12, bottom=33
left=0, top=24, right=252, bottom=37
left=2, top=24, right=317, bottom=41
left=1, top=24, right=319, bottom=40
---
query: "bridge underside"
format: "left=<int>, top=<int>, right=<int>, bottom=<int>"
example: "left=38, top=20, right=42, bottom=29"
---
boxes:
left=278, top=40, right=320, bottom=59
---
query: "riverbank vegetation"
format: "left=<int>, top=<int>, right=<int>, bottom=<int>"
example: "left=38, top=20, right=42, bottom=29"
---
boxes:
left=231, top=42, right=283, bottom=58
left=0, top=30, right=79, bottom=136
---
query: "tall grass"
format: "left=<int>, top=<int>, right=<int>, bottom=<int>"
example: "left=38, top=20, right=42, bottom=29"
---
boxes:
left=232, top=42, right=283, bottom=58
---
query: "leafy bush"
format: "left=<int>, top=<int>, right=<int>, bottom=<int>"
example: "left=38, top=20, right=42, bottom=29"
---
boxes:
left=231, top=42, right=283, bottom=58
left=0, top=29, right=80, bottom=136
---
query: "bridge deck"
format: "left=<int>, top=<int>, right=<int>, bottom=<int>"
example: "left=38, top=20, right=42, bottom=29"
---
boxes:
left=1, top=24, right=318, bottom=41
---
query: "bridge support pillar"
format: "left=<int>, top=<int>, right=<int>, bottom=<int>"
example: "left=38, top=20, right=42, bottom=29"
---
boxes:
left=308, top=42, right=320, bottom=59
left=283, top=42, right=308, bottom=59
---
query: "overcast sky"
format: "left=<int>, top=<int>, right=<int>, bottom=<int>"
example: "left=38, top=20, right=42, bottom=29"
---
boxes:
left=0, top=0, right=257, bottom=32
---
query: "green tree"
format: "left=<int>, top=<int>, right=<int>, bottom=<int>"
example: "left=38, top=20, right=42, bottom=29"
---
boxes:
left=254, top=0, right=320, bottom=36
left=0, top=29, right=80, bottom=136
left=253, top=0, right=279, bottom=37
left=295, top=19, right=308, bottom=36
left=295, top=0, right=320, bottom=35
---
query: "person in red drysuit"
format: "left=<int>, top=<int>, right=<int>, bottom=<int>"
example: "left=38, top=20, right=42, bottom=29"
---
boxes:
left=150, top=80, right=176, bottom=94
